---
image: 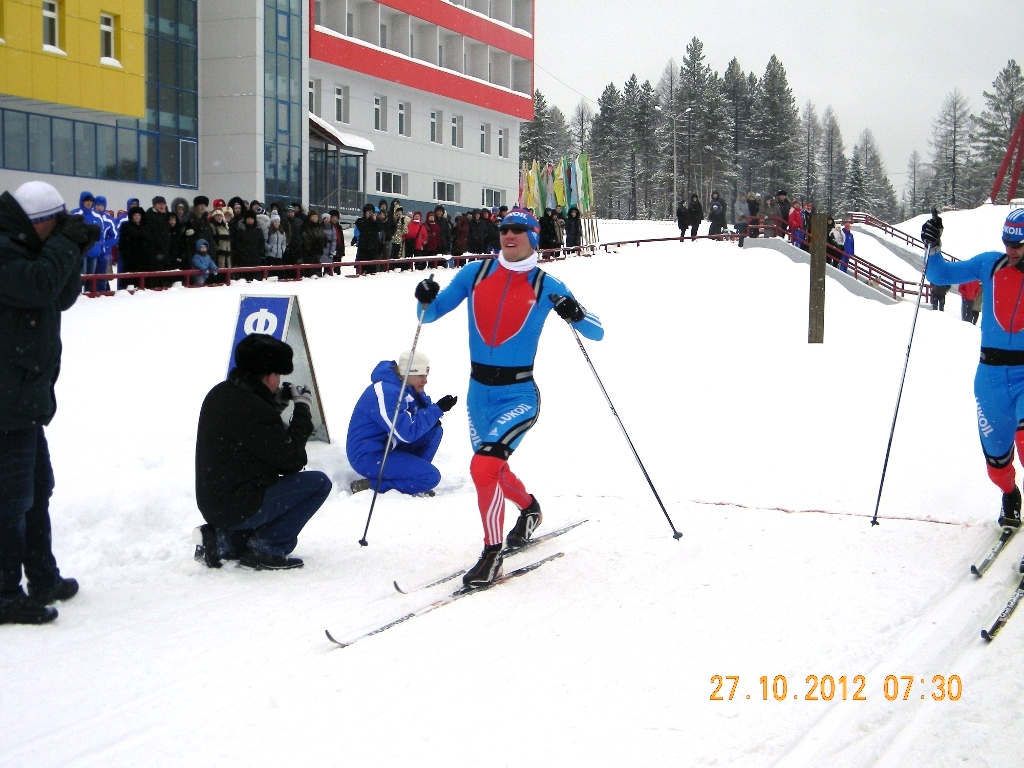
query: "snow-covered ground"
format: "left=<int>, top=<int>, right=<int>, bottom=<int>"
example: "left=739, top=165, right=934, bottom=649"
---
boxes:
left=4, top=214, right=1023, bottom=767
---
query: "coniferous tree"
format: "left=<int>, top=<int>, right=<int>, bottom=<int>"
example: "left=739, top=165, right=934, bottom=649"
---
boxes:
left=975, top=60, right=1024, bottom=200
left=845, top=146, right=868, bottom=213
left=722, top=58, right=750, bottom=219
left=928, top=88, right=974, bottom=208
left=857, top=129, right=899, bottom=220
left=520, top=89, right=554, bottom=163
left=569, top=100, right=594, bottom=155
left=752, top=55, right=799, bottom=197
left=679, top=37, right=712, bottom=197
left=799, top=101, right=822, bottom=203
left=548, top=106, right=573, bottom=158
left=590, top=83, right=625, bottom=218
left=816, top=105, right=847, bottom=215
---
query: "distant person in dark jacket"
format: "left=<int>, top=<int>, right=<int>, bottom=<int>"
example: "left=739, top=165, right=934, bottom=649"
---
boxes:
left=708, top=190, right=727, bottom=238
left=193, top=334, right=331, bottom=570
left=353, top=203, right=384, bottom=273
left=746, top=192, right=761, bottom=239
left=687, top=194, right=703, bottom=239
left=676, top=201, right=690, bottom=239
left=0, top=181, right=90, bottom=624
left=565, top=206, right=583, bottom=248
left=539, top=208, right=559, bottom=250
left=118, top=206, right=153, bottom=288
left=233, top=210, right=267, bottom=270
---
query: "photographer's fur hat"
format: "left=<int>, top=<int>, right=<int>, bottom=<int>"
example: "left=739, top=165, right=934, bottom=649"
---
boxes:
left=234, top=334, right=294, bottom=377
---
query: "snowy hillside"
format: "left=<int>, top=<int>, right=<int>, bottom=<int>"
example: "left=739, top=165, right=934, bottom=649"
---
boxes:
left=4, top=227, right=1023, bottom=767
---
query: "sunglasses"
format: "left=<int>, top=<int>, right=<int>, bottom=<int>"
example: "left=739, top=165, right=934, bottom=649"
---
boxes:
left=1004, top=239, right=1024, bottom=249
left=500, top=224, right=528, bottom=235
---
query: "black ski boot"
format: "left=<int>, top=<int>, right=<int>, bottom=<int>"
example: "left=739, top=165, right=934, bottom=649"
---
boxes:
left=350, top=478, right=371, bottom=494
left=28, top=576, right=79, bottom=605
left=999, top=487, right=1022, bottom=528
left=505, top=496, right=543, bottom=550
left=239, top=547, right=304, bottom=570
left=0, top=590, right=58, bottom=624
left=462, top=544, right=504, bottom=588
left=193, top=525, right=223, bottom=568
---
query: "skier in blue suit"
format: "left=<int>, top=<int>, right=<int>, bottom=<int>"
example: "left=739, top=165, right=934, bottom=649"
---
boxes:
left=346, top=351, right=458, bottom=496
left=925, top=208, right=1024, bottom=526
left=413, top=208, right=604, bottom=586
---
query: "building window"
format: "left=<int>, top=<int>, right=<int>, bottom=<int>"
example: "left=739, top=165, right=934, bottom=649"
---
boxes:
left=374, top=96, right=387, bottom=131
left=308, top=80, right=314, bottom=113
left=314, top=0, right=321, bottom=24
left=335, top=86, right=349, bottom=123
left=379, top=23, right=386, bottom=48
left=438, top=44, right=443, bottom=65
left=100, top=14, right=117, bottom=61
left=479, top=123, right=491, bottom=154
left=346, top=12, right=353, bottom=35
left=397, top=102, right=411, bottom=137
left=451, top=115, right=463, bottom=148
left=397, top=102, right=405, bottom=136
left=376, top=170, right=404, bottom=195
left=434, top=181, right=457, bottom=202
left=498, top=127, right=508, bottom=158
left=42, top=1, right=60, bottom=50
left=482, top=188, right=502, bottom=208
left=431, top=111, right=444, bottom=143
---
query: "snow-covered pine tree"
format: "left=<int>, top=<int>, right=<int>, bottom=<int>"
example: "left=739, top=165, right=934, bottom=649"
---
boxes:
left=857, top=129, right=899, bottom=221
left=816, top=105, right=847, bottom=216
left=975, top=60, right=1024, bottom=201
left=548, top=106, right=573, bottom=160
left=722, top=58, right=751, bottom=220
left=845, top=145, right=867, bottom=214
left=590, top=83, right=626, bottom=218
left=752, top=55, right=799, bottom=198
left=569, top=100, right=594, bottom=155
left=903, top=150, right=933, bottom=216
left=520, top=89, right=554, bottom=163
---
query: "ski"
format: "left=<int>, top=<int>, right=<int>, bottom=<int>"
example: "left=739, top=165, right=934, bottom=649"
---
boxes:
left=326, top=552, right=565, bottom=648
left=392, top=519, right=587, bottom=594
left=971, top=526, right=1018, bottom=577
left=981, top=575, right=1024, bottom=641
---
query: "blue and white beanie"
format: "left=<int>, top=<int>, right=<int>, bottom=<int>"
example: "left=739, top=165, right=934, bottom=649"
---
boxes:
left=501, top=208, right=540, bottom=250
left=13, top=181, right=66, bottom=223
left=1004, top=208, right=1024, bottom=243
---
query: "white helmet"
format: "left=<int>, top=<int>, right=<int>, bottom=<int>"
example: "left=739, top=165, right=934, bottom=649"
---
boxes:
left=13, top=181, right=66, bottom=222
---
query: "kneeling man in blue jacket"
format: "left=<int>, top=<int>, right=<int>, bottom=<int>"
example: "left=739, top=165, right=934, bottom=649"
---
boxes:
left=346, top=350, right=457, bottom=496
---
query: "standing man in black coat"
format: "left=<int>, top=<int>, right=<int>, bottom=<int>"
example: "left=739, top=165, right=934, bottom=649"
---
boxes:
left=687, top=194, right=703, bottom=239
left=676, top=199, right=690, bottom=239
left=353, top=203, right=383, bottom=273
left=193, top=334, right=331, bottom=570
left=144, top=196, right=171, bottom=273
left=708, top=190, right=727, bottom=239
left=0, top=181, right=92, bottom=624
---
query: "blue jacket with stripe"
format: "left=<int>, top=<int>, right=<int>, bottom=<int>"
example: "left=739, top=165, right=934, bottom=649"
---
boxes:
left=346, top=360, right=443, bottom=466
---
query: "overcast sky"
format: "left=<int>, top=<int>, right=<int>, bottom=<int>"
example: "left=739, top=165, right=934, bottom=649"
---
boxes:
left=534, top=0, right=1021, bottom=193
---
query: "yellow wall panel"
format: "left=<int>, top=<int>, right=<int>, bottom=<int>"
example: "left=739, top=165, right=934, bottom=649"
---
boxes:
left=1, top=0, right=146, bottom=118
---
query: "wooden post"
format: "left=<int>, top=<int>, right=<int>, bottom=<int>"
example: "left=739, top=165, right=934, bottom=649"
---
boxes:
left=808, top=212, right=827, bottom=344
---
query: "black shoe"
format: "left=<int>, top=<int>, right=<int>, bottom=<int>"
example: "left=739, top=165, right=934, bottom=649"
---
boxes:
left=414, top=489, right=436, bottom=498
left=28, top=577, right=79, bottom=605
left=505, top=496, right=543, bottom=549
left=1000, top=487, right=1022, bottom=528
left=239, top=547, right=304, bottom=570
left=463, top=544, right=504, bottom=588
left=193, top=525, right=223, bottom=568
left=0, top=591, right=58, bottom=624
left=350, top=478, right=372, bottom=494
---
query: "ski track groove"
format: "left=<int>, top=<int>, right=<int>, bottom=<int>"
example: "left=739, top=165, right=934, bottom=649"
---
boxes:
left=770, top=531, right=1024, bottom=767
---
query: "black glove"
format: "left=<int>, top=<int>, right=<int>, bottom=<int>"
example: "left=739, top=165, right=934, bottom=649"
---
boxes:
left=415, top=277, right=440, bottom=305
left=550, top=294, right=586, bottom=322
left=436, top=394, right=457, bottom=413
left=921, top=212, right=943, bottom=248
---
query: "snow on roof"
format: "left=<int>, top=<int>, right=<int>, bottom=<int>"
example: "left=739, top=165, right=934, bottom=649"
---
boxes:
left=309, top=113, right=375, bottom=152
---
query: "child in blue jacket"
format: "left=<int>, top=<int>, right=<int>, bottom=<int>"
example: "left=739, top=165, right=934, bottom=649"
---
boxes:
left=191, top=239, right=217, bottom=285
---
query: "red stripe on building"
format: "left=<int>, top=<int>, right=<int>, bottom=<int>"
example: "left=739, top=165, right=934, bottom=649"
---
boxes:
left=311, top=30, right=534, bottom=119
left=377, top=0, right=533, bottom=59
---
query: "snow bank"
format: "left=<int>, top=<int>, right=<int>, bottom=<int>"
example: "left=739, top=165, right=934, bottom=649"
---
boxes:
left=2, top=237, right=1020, bottom=767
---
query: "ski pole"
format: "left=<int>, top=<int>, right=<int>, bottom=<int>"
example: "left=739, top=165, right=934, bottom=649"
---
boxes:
left=358, top=276, right=433, bottom=547
left=871, top=215, right=940, bottom=526
left=555, top=297, right=682, bottom=539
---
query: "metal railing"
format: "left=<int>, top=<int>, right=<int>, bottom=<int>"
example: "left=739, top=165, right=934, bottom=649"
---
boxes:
left=848, top=211, right=957, bottom=262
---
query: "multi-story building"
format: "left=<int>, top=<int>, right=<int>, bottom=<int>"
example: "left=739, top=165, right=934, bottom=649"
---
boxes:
left=0, top=0, right=533, bottom=215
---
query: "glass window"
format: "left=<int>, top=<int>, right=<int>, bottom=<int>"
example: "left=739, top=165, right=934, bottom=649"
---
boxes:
left=178, top=91, right=196, bottom=136
left=180, top=139, right=197, bottom=186
left=346, top=12, right=352, bottom=35
left=159, top=38, right=176, bottom=83
left=160, top=134, right=178, bottom=185
left=430, top=111, right=436, bottom=143
left=0, top=111, right=5, bottom=167
left=140, top=132, right=158, bottom=182
left=374, top=97, right=381, bottom=131
left=276, top=11, right=288, bottom=38
left=379, top=23, right=386, bottom=48
left=179, top=46, right=196, bottom=90
left=178, top=0, right=195, bottom=42
left=43, top=1, right=58, bottom=48
left=158, top=0, right=175, bottom=38
left=52, top=118, right=74, bottom=175
left=145, top=0, right=156, bottom=34
left=97, top=124, right=116, bottom=178
left=308, top=79, right=314, bottom=112
left=265, top=142, right=277, bottom=183
left=146, top=35, right=158, bottom=82
left=75, top=122, right=97, bottom=178
left=277, top=102, right=288, bottom=135
left=144, top=84, right=158, bottom=130
left=117, top=127, right=137, bottom=180
left=100, top=14, right=115, bottom=59
left=335, top=86, right=349, bottom=123
left=159, top=86, right=177, bottom=131
left=4, top=110, right=28, bottom=170
left=29, top=114, right=51, bottom=173
left=398, top=103, right=405, bottom=136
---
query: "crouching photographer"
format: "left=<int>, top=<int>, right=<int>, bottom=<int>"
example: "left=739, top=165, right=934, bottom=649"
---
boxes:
left=0, top=182, right=98, bottom=625
left=193, top=334, right=331, bottom=570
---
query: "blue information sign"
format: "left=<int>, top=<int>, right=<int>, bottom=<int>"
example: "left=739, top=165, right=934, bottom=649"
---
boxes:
left=228, top=295, right=293, bottom=373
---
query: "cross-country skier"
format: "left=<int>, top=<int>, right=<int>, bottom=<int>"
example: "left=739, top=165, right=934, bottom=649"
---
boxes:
left=413, top=208, right=604, bottom=587
left=925, top=208, right=1024, bottom=527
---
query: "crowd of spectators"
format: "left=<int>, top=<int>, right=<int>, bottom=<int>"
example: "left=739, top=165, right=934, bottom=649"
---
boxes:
left=73, top=192, right=589, bottom=289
